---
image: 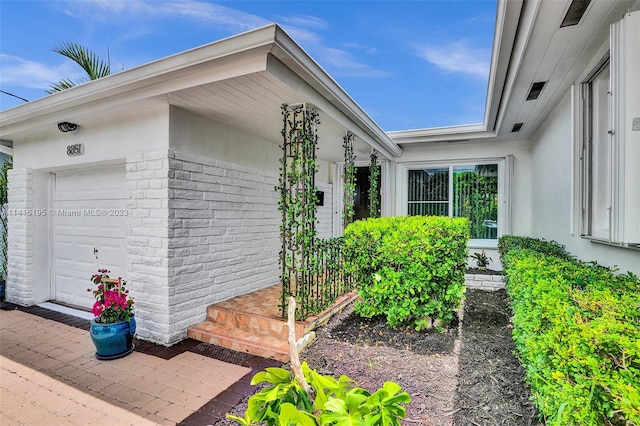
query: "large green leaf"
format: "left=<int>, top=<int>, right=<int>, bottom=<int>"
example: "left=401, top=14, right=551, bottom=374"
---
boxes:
left=278, top=402, right=318, bottom=426
left=320, top=391, right=368, bottom=426
left=365, top=382, right=410, bottom=426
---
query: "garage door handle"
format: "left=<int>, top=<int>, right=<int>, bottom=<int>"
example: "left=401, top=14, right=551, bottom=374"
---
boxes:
left=94, top=248, right=98, bottom=259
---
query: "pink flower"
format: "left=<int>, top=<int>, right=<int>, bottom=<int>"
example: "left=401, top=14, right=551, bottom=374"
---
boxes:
left=88, top=268, right=134, bottom=323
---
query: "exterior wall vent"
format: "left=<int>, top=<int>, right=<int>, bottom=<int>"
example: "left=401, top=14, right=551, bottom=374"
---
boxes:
left=560, top=0, right=591, bottom=28
left=512, top=123, right=523, bottom=132
left=526, top=81, right=547, bottom=100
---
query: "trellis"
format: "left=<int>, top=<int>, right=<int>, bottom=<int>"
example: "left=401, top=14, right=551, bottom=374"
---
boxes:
left=342, top=131, right=356, bottom=228
left=278, top=104, right=320, bottom=318
left=369, top=151, right=380, bottom=218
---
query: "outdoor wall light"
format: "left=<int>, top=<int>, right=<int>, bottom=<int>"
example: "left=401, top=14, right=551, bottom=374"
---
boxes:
left=57, top=122, right=78, bottom=133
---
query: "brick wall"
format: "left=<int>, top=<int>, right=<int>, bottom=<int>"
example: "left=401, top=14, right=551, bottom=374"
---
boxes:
left=126, top=151, right=171, bottom=343
left=5, top=168, right=34, bottom=305
left=165, top=151, right=281, bottom=343
left=465, top=273, right=505, bottom=291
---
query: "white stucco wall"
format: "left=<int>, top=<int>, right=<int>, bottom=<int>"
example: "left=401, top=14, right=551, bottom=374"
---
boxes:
left=12, top=106, right=169, bottom=170
left=530, top=91, right=640, bottom=275
left=168, top=106, right=279, bottom=174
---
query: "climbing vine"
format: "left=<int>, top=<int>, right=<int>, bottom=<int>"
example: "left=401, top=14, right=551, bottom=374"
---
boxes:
left=278, top=104, right=320, bottom=318
left=368, top=151, right=380, bottom=218
left=0, top=158, right=12, bottom=282
left=342, top=131, right=356, bottom=228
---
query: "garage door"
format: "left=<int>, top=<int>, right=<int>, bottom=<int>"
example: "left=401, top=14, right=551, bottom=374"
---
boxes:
left=53, top=165, right=127, bottom=309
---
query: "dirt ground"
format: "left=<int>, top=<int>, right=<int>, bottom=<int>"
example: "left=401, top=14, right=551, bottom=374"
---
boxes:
left=218, top=289, right=542, bottom=426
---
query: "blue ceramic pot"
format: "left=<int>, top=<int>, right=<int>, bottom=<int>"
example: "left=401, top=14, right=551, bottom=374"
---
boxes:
left=90, top=316, right=136, bottom=360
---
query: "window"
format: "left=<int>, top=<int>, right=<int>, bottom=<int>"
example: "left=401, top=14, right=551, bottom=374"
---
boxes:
left=581, top=60, right=611, bottom=240
left=407, top=163, right=499, bottom=241
left=577, top=10, right=640, bottom=246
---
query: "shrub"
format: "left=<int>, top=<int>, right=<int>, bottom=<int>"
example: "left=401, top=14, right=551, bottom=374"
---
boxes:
left=344, top=216, right=469, bottom=330
left=504, top=248, right=640, bottom=425
left=498, top=235, right=573, bottom=262
left=227, top=362, right=410, bottom=426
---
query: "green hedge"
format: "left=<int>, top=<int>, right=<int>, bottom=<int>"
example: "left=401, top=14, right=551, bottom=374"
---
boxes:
left=502, top=247, right=640, bottom=425
left=497, top=235, right=573, bottom=261
left=344, top=216, right=469, bottom=330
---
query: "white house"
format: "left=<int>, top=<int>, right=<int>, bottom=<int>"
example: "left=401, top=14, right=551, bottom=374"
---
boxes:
left=389, top=0, right=640, bottom=273
left=1, top=0, right=638, bottom=346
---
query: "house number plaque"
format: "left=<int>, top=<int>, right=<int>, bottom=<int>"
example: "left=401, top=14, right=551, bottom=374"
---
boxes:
left=66, top=143, right=84, bottom=156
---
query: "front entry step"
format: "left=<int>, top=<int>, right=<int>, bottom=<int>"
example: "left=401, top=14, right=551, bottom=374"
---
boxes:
left=187, top=285, right=357, bottom=362
left=188, top=321, right=290, bottom=362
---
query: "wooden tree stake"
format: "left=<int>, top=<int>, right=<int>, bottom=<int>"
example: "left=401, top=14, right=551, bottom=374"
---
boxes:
left=287, top=297, right=313, bottom=397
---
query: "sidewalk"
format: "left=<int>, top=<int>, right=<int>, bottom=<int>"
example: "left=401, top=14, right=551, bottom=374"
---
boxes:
left=0, top=305, right=279, bottom=425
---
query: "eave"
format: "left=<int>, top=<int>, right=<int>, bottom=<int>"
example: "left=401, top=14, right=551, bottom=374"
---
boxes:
left=0, top=24, right=401, bottom=161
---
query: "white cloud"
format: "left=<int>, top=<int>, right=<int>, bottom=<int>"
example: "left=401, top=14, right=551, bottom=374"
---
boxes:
left=0, top=54, right=82, bottom=90
left=414, top=40, right=490, bottom=79
left=319, top=48, right=388, bottom=78
left=65, top=0, right=270, bottom=31
left=50, top=0, right=387, bottom=77
left=57, top=0, right=387, bottom=79
left=279, top=15, right=329, bottom=30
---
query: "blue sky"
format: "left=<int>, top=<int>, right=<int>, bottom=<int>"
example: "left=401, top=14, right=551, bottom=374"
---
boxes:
left=0, top=0, right=497, bottom=131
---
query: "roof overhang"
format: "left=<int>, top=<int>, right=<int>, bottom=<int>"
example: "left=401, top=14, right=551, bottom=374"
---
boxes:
left=388, top=0, right=525, bottom=144
left=0, top=24, right=401, bottom=162
left=389, top=0, right=640, bottom=146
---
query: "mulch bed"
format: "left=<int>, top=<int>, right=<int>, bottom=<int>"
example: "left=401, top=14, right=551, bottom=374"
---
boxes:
left=217, top=289, right=542, bottom=426
left=453, top=289, right=541, bottom=426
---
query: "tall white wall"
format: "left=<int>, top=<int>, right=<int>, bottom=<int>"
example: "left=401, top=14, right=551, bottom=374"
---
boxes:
left=530, top=90, right=640, bottom=275
left=169, top=106, right=279, bottom=174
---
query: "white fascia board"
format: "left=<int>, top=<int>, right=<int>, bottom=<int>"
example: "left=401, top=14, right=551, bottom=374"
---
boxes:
left=388, top=124, right=494, bottom=144
left=270, top=26, right=403, bottom=158
left=483, top=0, right=524, bottom=131
left=0, top=145, right=13, bottom=156
left=491, top=0, right=541, bottom=136
left=0, top=24, right=280, bottom=138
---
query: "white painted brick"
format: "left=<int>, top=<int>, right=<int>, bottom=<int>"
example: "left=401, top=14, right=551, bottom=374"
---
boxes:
left=173, top=189, right=203, bottom=200
left=143, top=151, right=170, bottom=161
left=127, top=171, right=144, bottom=181
left=182, top=162, right=203, bottom=173
left=6, top=168, right=35, bottom=306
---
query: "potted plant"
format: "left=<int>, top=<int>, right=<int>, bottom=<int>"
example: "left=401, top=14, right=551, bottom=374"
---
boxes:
left=88, top=269, right=136, bottom=360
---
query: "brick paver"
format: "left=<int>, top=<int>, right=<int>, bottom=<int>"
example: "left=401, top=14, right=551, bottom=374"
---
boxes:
left=0, top=310, right=251, bottom=425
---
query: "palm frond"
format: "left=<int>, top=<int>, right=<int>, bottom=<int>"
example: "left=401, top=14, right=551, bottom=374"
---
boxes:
left=46, top=78, right=82, bottom=94
left=49, top=42, right=111, bottom=92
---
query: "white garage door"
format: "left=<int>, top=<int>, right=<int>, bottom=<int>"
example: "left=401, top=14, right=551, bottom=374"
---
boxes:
left=53, top=165, right=127, bottom=309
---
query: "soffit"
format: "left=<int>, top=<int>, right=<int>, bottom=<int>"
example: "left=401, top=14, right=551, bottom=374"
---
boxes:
left=494, top=0, right=637, bottom=141
left=166, top=70, right=375, bottom=164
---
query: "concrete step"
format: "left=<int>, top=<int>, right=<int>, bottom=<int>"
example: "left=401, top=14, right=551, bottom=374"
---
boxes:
left=187, top=321, right=291, bottom=362
left=206, top=305, right=306, bottom=340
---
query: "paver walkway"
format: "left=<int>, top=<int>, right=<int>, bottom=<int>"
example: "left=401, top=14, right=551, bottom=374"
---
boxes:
left=0, top=309, right=252, bottom=425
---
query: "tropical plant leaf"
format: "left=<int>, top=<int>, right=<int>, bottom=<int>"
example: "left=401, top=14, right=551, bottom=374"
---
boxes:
left=278, top=402, right=318, bottom=426
left=47, top=42, right=110, bottom=93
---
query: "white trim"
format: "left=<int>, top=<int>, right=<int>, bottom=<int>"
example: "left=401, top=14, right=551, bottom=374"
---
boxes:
left=37, top=302, right=93, bottom=320
left=0, top=146, right=13, bottom=156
